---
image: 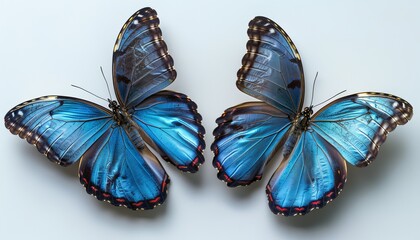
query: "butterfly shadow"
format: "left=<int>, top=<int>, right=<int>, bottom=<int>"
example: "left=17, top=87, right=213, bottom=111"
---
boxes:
left=270, top=134, right=405, bottom=228
left=21, top=144, right=77, bottom=179
left=94, top=197, right=169, bottom=220
left=168, top=161, right=206, bottom=189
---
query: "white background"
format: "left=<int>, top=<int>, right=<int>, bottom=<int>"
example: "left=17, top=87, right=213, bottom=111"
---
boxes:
left=1, top=0, right=419, bottom=239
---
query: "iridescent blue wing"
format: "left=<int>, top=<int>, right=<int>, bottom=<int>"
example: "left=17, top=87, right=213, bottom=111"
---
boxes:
left=237, top=16, right=304, bottom=116
left=79, top=125, right=169, bottom=210
left=4, top=96, right=169, bottom=209
left=113, top=7, right=176, bottom=108
left=311, top=92, right=413, bottom=166
left=266, top=131, right=347, bottom=216
left=266, top=92, right=413, bottom=216
left=113, top=8, right=205, bottom=173
left=212, top=102, right=292, bottom=187
left=131, top=90, right=205, bottom=173
left=4, top=96, right=113, bottom=166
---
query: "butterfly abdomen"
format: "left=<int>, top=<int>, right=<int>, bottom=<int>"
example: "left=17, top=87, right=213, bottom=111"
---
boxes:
left=124, top=123, right=147, bottom=150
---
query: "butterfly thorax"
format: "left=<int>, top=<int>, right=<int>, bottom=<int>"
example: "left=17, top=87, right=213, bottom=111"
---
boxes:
left=108, top=99, right=147, bottom=150
left=280, top=106, right=314, bottom=159
left=295, top=106, right=313, bottom=131
left=108, top=100, right=129, bottom=125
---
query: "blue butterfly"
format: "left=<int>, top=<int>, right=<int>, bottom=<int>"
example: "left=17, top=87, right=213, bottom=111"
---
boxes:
left=212, top=16, right=413, bottom=216
left=4, top=7, right=205, bottom=210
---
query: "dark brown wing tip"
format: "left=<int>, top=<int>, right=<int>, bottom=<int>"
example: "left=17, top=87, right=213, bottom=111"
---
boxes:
left=4, top=96, right=83, bottom=167
left=250, top=16, right=273, bottom=24
left=134, top=7, right=159, bottom=22
left=248, top=16, right=285, bottom=35
left=114, top=7, right=161, bottom=54
left=358, top=92, right=413, bottom=123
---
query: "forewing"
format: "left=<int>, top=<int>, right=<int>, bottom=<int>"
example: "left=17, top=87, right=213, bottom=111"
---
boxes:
left=113, top=7, right=176, bottom=108
left=79, top=126, right=169, bottom=210
left=237, top=16, right=304, bottom=116
left=212, top=102, right=292, bottom=187
left=266, top=131, right=347, bottom=216
left=131, top=90, right=205, bottom=173
left=4, top=96, right=113, bottom=166
left=312, top=92, right=413, bottom=167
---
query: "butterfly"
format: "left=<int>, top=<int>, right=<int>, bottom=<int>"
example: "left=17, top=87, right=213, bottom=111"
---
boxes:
left=211, top=16, right=413, bottom=216
left=4, top=7, right=205, bottom=210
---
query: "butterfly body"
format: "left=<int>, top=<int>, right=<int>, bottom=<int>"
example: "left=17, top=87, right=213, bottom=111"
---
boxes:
left=5, top=7, right=205, bottom=210
left=296, top=107, right=314, bottom=131
left=108, top=100, right=127, bottom=125
left=212, top=16, right=413, bottom=216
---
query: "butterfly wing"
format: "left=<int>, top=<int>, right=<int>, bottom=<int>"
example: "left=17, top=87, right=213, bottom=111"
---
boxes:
left=266, top=131, right=347, bottom=216
left=237, top=16, right=304, bottom=116
left=266, top=92, right=413, bottom=216
left=311, top=92, right=413, bottom=166
left=212, top=102, right=292, bottom=187
left=5, top=96, right=169, bottom=209
left=79, top=125, right=169, bottom=210
left=113, top=7, right=176, bottom=108
left=5, top=96, right=113, bottom=166
left=212, top=16, right=304, bottom=186
left=131, top=90, right=205, bottom=173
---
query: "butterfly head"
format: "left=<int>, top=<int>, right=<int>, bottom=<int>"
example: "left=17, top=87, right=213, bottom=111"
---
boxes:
left=108, top=99, right=119, bottom=110
left=303, top=106, right=314, bottom=117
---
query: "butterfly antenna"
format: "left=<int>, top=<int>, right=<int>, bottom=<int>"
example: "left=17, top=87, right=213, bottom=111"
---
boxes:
left=71, top=84, right=108, bottom=102
left=100, top=66, right=113, bottom=100
left=309, top=72, right=319, bottom=107
left=313, top=90, right=347, bottom=108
